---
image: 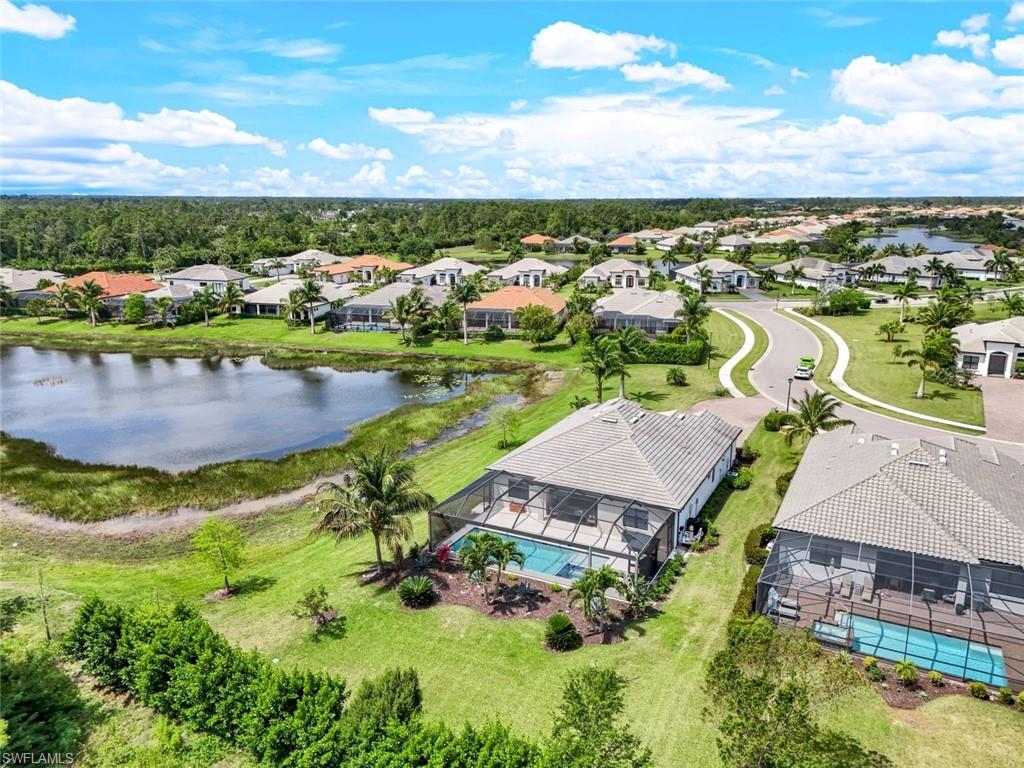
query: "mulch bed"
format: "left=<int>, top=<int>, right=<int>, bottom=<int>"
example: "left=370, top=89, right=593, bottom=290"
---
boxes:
left=409, top=564, right=630, bottom=645
left=854, top=658, right=975, bottom=709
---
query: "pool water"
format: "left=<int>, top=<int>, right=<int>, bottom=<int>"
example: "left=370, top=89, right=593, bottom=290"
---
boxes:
left=836, top=612, right=1008, bottom=687
left=450, top=528, right=607, bottom=580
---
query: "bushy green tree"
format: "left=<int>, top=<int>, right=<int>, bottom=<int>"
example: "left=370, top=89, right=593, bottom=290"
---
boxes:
left=515, top=304, right=559, bottom=344
left=190, top=518, right=246, bottom=592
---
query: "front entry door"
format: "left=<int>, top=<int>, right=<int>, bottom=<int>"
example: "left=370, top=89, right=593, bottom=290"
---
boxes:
left=988, top=352, right=1008, bottom=376
left=625, top=275, right=635, bottom=288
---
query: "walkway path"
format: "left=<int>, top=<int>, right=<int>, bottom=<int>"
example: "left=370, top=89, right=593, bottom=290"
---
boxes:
left=724, top=302, right=1024, bottom=461
left=713, top=307, right=754, bottom=398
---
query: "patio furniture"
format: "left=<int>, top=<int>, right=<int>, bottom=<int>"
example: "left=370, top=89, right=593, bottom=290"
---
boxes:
left=840, top=577, right=853, bottom=599
left=921, top=587, right=937, bottom=603
left=773, top=604, right=800, bottom=621
left=861, top=576, right=874, bottom=602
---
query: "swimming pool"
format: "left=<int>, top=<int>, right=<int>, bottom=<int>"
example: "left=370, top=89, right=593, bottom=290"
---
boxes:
left=836, top=611, right=1008, bottom=687
left=450, top=528, right=607, bottom=580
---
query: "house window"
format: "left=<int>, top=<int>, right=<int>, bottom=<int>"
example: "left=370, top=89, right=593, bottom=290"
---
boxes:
left=623, top=507, right=649, bottom=530
left=507, top=481, right=530, bottom=503
left=962, top=354, right=981, bottom=371
left=809, top=541, right=844, bottom=569
left=614, top=276, right=622, bottom=287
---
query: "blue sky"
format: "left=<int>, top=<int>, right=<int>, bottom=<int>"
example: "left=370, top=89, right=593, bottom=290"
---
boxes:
left=2, top=1, right=1024, bottom=197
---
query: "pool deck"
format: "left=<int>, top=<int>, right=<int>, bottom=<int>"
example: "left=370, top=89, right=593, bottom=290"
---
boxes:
left=769, top=574, right=1024, bottom=689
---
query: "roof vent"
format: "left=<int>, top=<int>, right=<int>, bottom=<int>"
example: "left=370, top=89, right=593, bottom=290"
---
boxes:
left=856, top=437, right=865, bottom=445
left=600, top=415, right=619, bottom=424
left=939, top=448, right=947, bottom=465
left=909, top=459, right=929, bottom=468
left=890, top=442, right=899, bottom=457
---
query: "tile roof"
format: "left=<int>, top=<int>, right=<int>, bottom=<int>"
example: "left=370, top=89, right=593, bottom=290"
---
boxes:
left=774, top=429, right=1024, bottom=566
left=553, top=235, right=598, bottom=246
left=677, top=258, right=752, bottom=278
left=399, top=257, right=487, bottom=279
left=467, top=285, right=566, bottom=313
left=0, top=268, right=66, bottom=292
left=490, top=398, right=741, bottom=510
left=955, top=316, right=1024, bottom=353
left=341, top=282, right=447, bottom=308
left=167, top=263, right=248, bottom=282
left=53, top=271, right=161, bottom=298
left=769, top=257, right=847, bottom=280
left=608, top=235, right=638, bottom=247
left=520, top=233, right=555, bottom=245
left=580, top=258, right=651, bottom=280
left=315, top=254, right=413, bottom=275
left=594, top=288, right=683, bottom=320
left=486, top=258, right=568, bottom=280
left=243, top=278, right=359, bottom=306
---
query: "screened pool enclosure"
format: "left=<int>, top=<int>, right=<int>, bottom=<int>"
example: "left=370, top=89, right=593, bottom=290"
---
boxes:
left=428, top=470, right=676, bottom=581
left=757, top=531, right=1024, bottom=689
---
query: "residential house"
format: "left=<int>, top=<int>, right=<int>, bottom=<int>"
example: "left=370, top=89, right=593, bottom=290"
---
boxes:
left=768, top=257, right=851, bottom=291
left=328, top=282, right=446, bottom=331
left=45, top=271, right=164, bottom=319
left=316, top=254, right=413, bottom=285
left=1, top=268, right=66, bottom=306
left=520, top=233, right=555, bottom=250
left=593, top=288, right=683, bottom=335
left=940, top=248, right=1015, bottom=282
left=464, top=285, right=566, bottom=330
left=752, top=227, right=817, bottom=245
left=607, top=234, right=638, bottom=254
left=251, top=249, right=348, bottom=276
left=429, top=398, right=741, bottom=582
left=853, top=256, right=942, bottom=289
left=578, top=258, right=650, bottom=289
left=655, top=235, right=701, bottom=252
left=693, top=220, right=728, bottom=235
left=756, top=430, right=1024, bottom=689
left=676, top=258, right=759, bottom=293
left=552, top=235, right=598, bottom=253
left=487, top=258, right=567, bottom=287
left=399, top=257, right=487, bottom=287
left=717, top=234, right=751, bottom=253
left=631, top=228, right=673, bottom=242
left=954, top=316, right=1024, bottom=378
left=165, top=264, right=251, bottom=295
left=239, top=278, right=359, bottom=318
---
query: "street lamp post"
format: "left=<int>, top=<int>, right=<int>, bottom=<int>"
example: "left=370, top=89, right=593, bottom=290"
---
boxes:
left=786, top=377, right=794, bottom=412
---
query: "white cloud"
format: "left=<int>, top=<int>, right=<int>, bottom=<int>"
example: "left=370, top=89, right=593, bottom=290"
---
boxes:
left=368, top=107, right=436, bottom=124
left=832, top=54, right=1024, bottom=114
left=247, top=38, right=341, bottom=62
left=529, top=21, right=670, bottom=70
left=303, top=137, right=393, bottom=161
left=156, top=70, right=349, bottom=107
left=994, top=35, right=1024, bottom=68
left=339, top=53, right=498, bottom=75
left=764, top=85, right=786, bottom=96
left=0, top=0, right=75, bottom=39
left=807, top=8, right=878, bottom=28
left=509, top=99, right=528, bottom=112
left=790, top=67, right=810, bottom=80
left=1008, top=3, right=1024, bottom=28
left=620, top=62, right=731, bottom=91
left=934, top=29, right=990, bottom=58
left=350, top=161, right=389, bottom=188
left=394, top=164, right=495, bottom=197
left=184, top=25, right=342, bottom=63
left=962, top=13, right=990, bottom=33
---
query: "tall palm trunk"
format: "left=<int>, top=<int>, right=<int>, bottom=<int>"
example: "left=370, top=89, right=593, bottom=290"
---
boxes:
left=916, top=371, right=926, bottom=399
left=596, top=374, right=604, bottom=403
left=462, top=305, right=469, bottom=345
left=309, top=304, right=316, bottom=334
left=899, top=303, right=905, bottom=323
left=90, top=310, right=97, bottom=327
left=619, top=372, right=626, bottom=399
left=373, top=534, right=384, bottom=574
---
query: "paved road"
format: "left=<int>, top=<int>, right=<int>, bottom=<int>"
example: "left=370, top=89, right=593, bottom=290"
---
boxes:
left=722, top=301, right=1024, bottom=462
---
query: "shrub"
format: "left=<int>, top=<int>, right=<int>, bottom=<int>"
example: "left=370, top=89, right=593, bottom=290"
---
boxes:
left=433, top=543, right=452, bottom=565
left=549, top=582, right=562, bottom=593
left=642, top=338, right=706, bottom=365
left=713, top=386, right=732, bottom=398
left=998, top=687, right=1015, bottom=705
left=665, top=367, right=688, bottom=386
left=736, top=445, right=760, bottom=464
left=969, top=681, right=989, bottom=700
left=728, top=467, right=753, bottom=490
left=868, top=666, right=886, bottom=683
left=653, top=554, right=685, bottom=599
left=743, top=524, right=776, bottom=566
left=821, top=288, right=871, bottom=316
left=775, top=468, right=796, bottom=497
left=928, top=670, right=944, bottom=687
left=483, top=325, right=505, bottom=342
left=762, top=409, right=785, bottom=432
left=863, top=656, right=878, bottom=670
left=292, top=585, right=337, bottom=633
left=398, top=575, right=436, bottom=608
left=730, top=566, right=761, bottom=620
left=1018, top=692, right=1024, bottom=712
left=344, top=668, right=423, bottom=732
left=544, top=613, right=583, bottom=652
left=894, top=659, right=918, bottom=686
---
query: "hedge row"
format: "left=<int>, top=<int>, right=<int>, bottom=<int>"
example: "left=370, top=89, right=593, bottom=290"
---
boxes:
left=743, top=523, right=777, bottom=567
left=641, top=338, right=707, bottom=365
left=731, top=566, right=762, bottom=620
left=62, top=598, right=540, bottom=768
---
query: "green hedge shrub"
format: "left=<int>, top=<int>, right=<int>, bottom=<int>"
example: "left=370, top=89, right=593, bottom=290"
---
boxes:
left=998, top=686, right=1015, bottom=705
left=665, top=367, right=688, bottom=386
left=653, top=553, right=685, bottom=598
left=775, top=468, right=796, bottom=497
left=969, top=681, right=990, bottom=700
left=763, top=409, right=785, bottom=432
left=398, top=575, right=436, bottom=608
left=483, top=325, right=506, bottom=342
left=743, top=524, right=777, bottom=566
left=730, top=566, right=761, bottom=620
left=641, top=338, right=706, bottom=365
left=544, top=613, right=583, bottom=652
left=728, top=467, right=753, bottom=490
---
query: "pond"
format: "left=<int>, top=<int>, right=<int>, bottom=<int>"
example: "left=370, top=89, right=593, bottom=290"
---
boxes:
left=0, top=345, right=474, bottom=472
left=859, top=227, right=978, bottom=253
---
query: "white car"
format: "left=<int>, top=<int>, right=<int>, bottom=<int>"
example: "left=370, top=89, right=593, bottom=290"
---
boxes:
left=793, top=365, right=813, bottom=380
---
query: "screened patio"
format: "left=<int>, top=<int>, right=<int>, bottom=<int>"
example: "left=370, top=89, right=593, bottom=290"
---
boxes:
left=428, top=470, right=677, bottom=581
left=757, top=531, right=1024, bottom=689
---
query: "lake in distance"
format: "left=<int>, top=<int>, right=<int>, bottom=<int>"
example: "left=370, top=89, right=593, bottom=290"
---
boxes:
left=859, top=227, right=978, bottom=252
left=0, top=345, right=470, bottom=472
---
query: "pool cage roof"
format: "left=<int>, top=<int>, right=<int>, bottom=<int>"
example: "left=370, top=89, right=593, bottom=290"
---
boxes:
left=430, top=470, right=676, bottom=558
left=758, top=529, right=1024, bottom=687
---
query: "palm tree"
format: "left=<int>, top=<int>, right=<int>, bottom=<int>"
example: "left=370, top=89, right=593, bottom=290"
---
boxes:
left=580, top=335, right=622, bottom=404
left=568, top=565, right=621, bottom=626
left=51, top=283, right=80, bottom=319
left=77, top=279, right=105, bottom=327
left=784, top=264, right=806, bottom=296
left=916, top=299, right=966, bottom=336
left=491, top=538, right=526, bottom=591
left=218, top=282, right=245, bottom=318
left=190, top=285, right=216, bottom=327
left=901, top=330, right=959, bottom=399
left=450, top=275, right=482, bottom=345
left=660, top=251, right=680, bottom=276
left=431, top=299, right=462, bottom=340
left=268, top=258, right=287, bottom=282
left=314, top=448, right=434, bottom=576
left=153, top=296, right=174, bottom=326
left=910, top=243, right=928, bottom=257
left=610, top=326, right=646, bottom=398
left=985, top=249, right=1013, bottom=283
left=924, top=256, right=946, bottom=287
left=457, top=530, right=502, bottom=602
left=892, top=279, right=919, bottom=323
left=385, top=293, right=417, bottom=344
left=290, top=277, right=325, bottom=334
left=694, top=264, right=713, bottom=294
left=959, top=284, right=983, bottom=306
left=1000, top=290, right=1024, bottom=318
left=674, top=293, right=710, bottom=343
left=782, top=391, right=854, bottom=445
left=0, top=284, right=12, bottom=315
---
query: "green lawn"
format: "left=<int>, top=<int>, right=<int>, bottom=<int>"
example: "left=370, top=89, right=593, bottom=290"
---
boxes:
left=440, top=244, right=517, bottom=263
left=760, top=285, right=822, bottom=300
left=725, top=311, right=769, bottom=397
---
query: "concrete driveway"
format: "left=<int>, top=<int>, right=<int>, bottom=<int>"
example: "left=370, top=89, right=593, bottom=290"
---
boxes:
left=977, top=376, right=1024, bottom=443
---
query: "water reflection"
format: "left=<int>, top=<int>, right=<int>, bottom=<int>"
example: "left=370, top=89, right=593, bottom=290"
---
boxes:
left=0, top=346, right=471, bottom=472
left=860, top=227, right=977, bottom=253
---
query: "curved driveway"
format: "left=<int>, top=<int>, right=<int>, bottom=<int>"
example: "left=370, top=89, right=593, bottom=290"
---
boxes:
left=717, top=298, right=1024, bottom=462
